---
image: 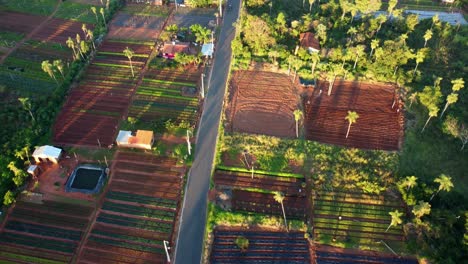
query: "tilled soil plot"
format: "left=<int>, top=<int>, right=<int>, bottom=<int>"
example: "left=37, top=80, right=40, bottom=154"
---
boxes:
left=303, top=80, right=404, bottom=151
left=107, top=13, right=167, bottom=40
left=0, top=11, right=47, bottom=34
left=226, top=70, right=301, bottom=138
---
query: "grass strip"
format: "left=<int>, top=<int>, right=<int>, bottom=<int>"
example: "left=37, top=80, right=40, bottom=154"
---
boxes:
left=216, top=165, right=303, bottom=179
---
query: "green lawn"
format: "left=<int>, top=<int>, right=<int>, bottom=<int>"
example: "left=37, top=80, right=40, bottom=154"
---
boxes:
left=53, top=2, right=97, bottom=24
left=0, top=0, right=57, bottom=16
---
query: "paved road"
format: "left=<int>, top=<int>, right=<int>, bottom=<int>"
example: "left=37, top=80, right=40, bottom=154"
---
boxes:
left=173, top=1, right=240, bottom=264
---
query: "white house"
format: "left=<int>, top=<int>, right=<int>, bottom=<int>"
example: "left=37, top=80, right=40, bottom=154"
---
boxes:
left=32, top=145, right=62, bottom=164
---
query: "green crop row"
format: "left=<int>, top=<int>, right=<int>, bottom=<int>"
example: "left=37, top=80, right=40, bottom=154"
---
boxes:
left=92, top=229, right=163, bottom=246
left=89, top=235, right=164, bottom=254
left=0, top=251, right=66, bottom=264
left=216, top=165, right=304, bottom=179
left=136, top=90, right=197, bottom=101
left=97, top=214, right=172, bottom=233
left=0, top=233, right=76, bottom=253
left=144, top=78, right=197, bottom=87
left=98, top=51, right=149, bottom=58
left=106, top=191, right=178, bottom=208
left=102, top=201, right=175, bottom=221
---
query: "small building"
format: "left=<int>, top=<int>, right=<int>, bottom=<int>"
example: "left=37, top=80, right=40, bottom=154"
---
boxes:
left=116, top=130, right=154, bottom=150
left=441, top=0, right=454, bottom=3
left=299, top=32, right=320, bottom=53
left=32, top=145, right=62, bottom=164
left=27, top=165, right=42, bottom=179
left=161, top=42, right=191, bottom=59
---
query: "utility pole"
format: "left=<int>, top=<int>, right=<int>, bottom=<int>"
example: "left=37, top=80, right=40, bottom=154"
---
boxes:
left=186, top=130, right=192, bottom=155
left=175, top=0, right=178, bottom=11
left=219, top=0, right=223, bottom=18
left=201, top=73, right=205, bottom=99
left=163, top=240, right=171, bottom=263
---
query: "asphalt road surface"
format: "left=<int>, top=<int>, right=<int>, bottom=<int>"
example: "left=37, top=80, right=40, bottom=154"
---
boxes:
left=173, top=1, right=240, bottom=264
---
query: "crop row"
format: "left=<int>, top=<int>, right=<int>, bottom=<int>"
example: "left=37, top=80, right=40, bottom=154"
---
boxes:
left=102, top=201, right=176, bottom=221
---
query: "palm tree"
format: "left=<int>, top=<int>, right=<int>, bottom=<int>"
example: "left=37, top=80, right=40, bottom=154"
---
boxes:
left=430, top=174, right=453, bottom=201
left=53, top=60, right=65, bottom=79
left=75, top=34, right=85, bottom=59
left=401, top=176, right=418, bottom=192
left=369, top=39, right=379, bottom=57
left=412, top=201, right=431, bottom=220
left=423, top=29, right=432, bottom=47
left=273, top=191, right=288, bottom=231
left=18, top=97, right=35, bottom=122
left=268, top=49, right=280, bottom=65
left=310, top=52, right=320, bottom=76
left=41, top=60, right=57, bottom=83
left=123, top=47, right=135, bottom=77
left=422, top=105, right=439, bottom=132
left=308, top=0, right=315, bottom=12
left=86, top=30, right=96, bottom=50
left=91, top=6, right=98, bottom=23
left=235, top=236, right=249, bottom=252
left=408, top=92, right=418, bottom=108
left=440, top=93, right=458, bottom=119
left=293, top=110, right=303, bottom=138
left=387, top=0, right=398, bottom=17
left=353, top=45, right=365, bottom=69
left=451, top=78, right=465, bottom=92
left=66, top=37, right=77, bottom=60
left=100, top=8, right=107, bottom=27
left=345, top=111, right=359, bottom=138
left=196, top=28, right=212, bottom=44
left=386, top=210, right=403, bottom=232
left=81, top=23, right=88, bottom=38
left=291, top=57, right=304, bottom=82
left=413, top=48, right=428, bottom=75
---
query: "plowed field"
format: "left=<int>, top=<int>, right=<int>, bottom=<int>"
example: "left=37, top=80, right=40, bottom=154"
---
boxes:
left=303, top=80, right=404, bottom=150
left=226, top=70, right=300, bottom=138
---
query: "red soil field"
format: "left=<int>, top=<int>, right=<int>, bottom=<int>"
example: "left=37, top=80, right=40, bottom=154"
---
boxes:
left=108, top=13, right=168, bottom=40
left=214, top=169, right=305, bottom=195
left=0, top=11, right=93, bottom=44
left=32, top=18, right=94, bottom=44
left=226, top=70, right=301, bottom=138
left=303, top=80, right=404, bottom=151
left=231, top=190, right=307, bottom=219
left=210, top=227, right=311, bottom=264
left=53, top=41, right=153, bottom=147
left=0, top=11, right=47, bottom=34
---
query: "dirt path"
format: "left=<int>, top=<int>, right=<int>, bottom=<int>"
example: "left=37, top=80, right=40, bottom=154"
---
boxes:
left=0, top=0, right=62, bottom=64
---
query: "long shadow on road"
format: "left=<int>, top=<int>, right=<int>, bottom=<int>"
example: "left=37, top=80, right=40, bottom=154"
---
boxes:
left=173, top=2, right=240, bottom=264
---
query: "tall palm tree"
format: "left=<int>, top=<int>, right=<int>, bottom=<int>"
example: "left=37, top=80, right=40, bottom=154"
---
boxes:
left=412, top=201, right=431, bottom=220
left=100, top=8, right=107, bottom=27
left=123, top=47, right=135, bottom=77
left=310, top=52, right=320, bottom=76
left=53, top=60, right=65, bottom=78
left=430, top=174, right=453, bottom=201
left=345, top=111, right=359, bottom=138
left=18, top=97, right=35, bottom=122
left=66, top=37, right=77, bottom=60
left=293, top=109, right=303, bottom=138
left=309, top=0, right=315, bottom=12
left=413, top=48, right=427, bottom=75
left=81, top=23, right=88, bottom=38
left=408, top=92, right=418, bottom=108
left=423, top=29, right=433, bottom=48
left=91, top=6, right=99, bottom=24
left=369, top=39, right=379, bottom=57
left=422, top=105, right=439, bottom=132
left=273, top=191, right=288, bottom=231
left=385, top=210, right=403, bottom=232
left=402, top=176, right=418, bottom=192
left=86, top=30, right=96, bottom=50
left=440, top=93, right=458, bottom=119
left=41, top=60, right=57, bottom=83
left=353, top=45, right=365, bottom=69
